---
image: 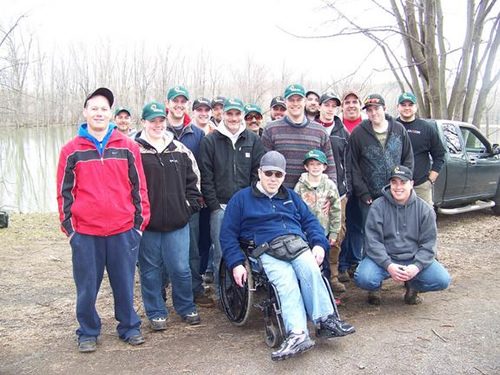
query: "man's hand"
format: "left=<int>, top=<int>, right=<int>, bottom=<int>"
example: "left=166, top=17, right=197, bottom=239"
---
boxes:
left=400, top=264, right=420, bottom=280
left=366, top=198, right=373, bottom=205
left=387, top=263, right=420, bottom=282
left=232, top=265, right=248, bottom=288
left=328, top=237, right=337, bottom=246
left=311, top=245, right=325, bottom=265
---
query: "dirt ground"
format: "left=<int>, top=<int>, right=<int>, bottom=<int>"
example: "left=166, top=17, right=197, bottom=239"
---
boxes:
left=0, top=211, right=499, bottom=375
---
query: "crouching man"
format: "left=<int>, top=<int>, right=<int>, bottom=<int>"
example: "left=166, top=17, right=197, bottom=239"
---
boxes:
left=220, top=151, right=355, bottom=361
left=354, top=165, right=451, bottom=305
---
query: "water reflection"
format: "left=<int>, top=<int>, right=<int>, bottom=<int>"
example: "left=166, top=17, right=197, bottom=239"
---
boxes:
left=0, top=126, right=77, bottom=213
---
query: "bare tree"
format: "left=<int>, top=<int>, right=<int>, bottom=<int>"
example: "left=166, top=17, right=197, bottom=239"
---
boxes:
left=302, top=0, right=500, bottom=124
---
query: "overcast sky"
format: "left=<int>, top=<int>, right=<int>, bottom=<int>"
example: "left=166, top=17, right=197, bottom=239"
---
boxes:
left=4, top=0, right=467, bottom=86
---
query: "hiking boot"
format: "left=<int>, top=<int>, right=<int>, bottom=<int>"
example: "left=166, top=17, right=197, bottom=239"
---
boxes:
left=347, top=265, right=358, bottom=279
left=78, top=340, right=97, bottom=353
left=194, top=292, right=215, bottom=308
left=330, top=278, right=347, bottom=293
left=316, top=315, right=356, bottom=339
left=150, top=317, right=167, bottom=331
left=404, top=285, right=422, bottom=305
left=271, top=332, right=315, bottom=361
left=367, top=290, right=382, bottom=305
left=184, top=311, right=201, bottom=325
left=123, top=333, right=146, bottom=346
left=203, top=272, right=214, bottom=284
left=338, top=270, right=350, bottom=283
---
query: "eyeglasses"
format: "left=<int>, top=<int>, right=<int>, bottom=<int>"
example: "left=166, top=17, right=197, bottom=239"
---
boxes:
left=245, top=114, right=263, bottom=121
left=263, top=170, right=284, bottom=178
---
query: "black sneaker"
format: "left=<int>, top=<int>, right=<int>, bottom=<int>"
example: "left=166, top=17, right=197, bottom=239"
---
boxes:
left=203, top=272, right=214, bottom=284
left=404, top=283, right=422, bottom=305
left=367, top=290, right=382, bottom=305
left=184, top=311, right=201, bottom=325
left=316, top=315, right=356, bottom=339
left=194, top=292, right=215, bottom=308
left=338, top=270, right=350, bottom=283
left=150, top=317, right=167, bottom=331
left=123, top=333, right=146, bottom=346
left=271, top=332, right=315, bottom=361
left=78, top=340, right=97, bottom=353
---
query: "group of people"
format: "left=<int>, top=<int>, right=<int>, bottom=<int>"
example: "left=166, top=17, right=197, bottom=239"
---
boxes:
left=57, top=83, right=451, bottom=360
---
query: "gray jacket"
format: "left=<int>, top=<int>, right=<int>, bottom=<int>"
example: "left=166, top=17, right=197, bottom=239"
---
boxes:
left=364, top=185, right=437, bottom=271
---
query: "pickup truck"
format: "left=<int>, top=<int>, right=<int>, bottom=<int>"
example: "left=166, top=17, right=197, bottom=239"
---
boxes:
left=433, top=120, right=500, bottom=215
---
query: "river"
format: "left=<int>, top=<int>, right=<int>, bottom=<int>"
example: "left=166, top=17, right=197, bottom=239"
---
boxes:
left=0, top=126, right=77, bottom=213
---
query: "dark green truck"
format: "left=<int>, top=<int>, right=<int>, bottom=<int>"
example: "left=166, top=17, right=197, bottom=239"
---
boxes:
left=433, top=120, right=500, bottom=215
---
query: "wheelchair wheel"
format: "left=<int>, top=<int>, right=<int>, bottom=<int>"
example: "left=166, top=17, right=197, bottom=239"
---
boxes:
left=219, top=258, right=254, bottom=326
left=264, top=324, right=280, bottom=348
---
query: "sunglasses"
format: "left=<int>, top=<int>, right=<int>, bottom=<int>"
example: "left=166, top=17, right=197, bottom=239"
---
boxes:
left=263, top=170, right=284, bottom=178
left=245, top=114, right=263, bottom=120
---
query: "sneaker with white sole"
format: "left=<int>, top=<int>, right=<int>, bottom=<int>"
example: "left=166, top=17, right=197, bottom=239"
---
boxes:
left=183, top=311, right=201, bottom=325
left=316, top=315, right=356, bottom=339
left=271, top=332, right=315, bottom=361
left=151, top=317, right=167, bottom=331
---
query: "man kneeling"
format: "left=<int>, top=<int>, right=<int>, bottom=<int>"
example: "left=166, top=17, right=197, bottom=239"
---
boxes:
left=354, top=165, right=451, bottom=305
left=220, top=151, right=355, bottom=361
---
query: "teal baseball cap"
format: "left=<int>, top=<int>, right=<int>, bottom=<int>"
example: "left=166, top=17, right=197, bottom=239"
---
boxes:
left=244, top=103, right=262, bottom=116
left=223, top=98, right=245, bottom=112
left=284, top=84, right=306, bottom=99
left=167, top=86, right=190, bottom=101
left=398, top=92, right=417, bottom=104
left=303, top=149, right=328, bottom=165
left=141, top=101, right=166, bottom=120
left=114, top=106, right=131, bottom=117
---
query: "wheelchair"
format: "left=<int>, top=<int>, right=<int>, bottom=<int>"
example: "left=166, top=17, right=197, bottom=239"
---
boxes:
left=219, top=240, right=339, bottom=348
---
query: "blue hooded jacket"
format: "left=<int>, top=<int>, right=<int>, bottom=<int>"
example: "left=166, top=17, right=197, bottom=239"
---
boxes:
left=220, top=182, right=330, bottom=270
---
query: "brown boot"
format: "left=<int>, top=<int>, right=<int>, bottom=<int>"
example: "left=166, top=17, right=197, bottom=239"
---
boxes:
left=330, top=278, right=347, bottom=293
left=328, top=244, right=345, bottom=293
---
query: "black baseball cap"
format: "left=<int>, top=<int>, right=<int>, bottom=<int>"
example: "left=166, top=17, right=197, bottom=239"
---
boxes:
left=389, top=165, right=413, bottom=181
left=362, top=94, right=386, bottom=110
left=319, top=92, right=341, bottom=106
left=192, top=97, right=212, bottom=110
left=305, top=89, right=320, bottom=98
left=270, top=96, right=286, bottom=109
left=211, top=96, right=226, bottom=107
left=84, top=87, right=114, bottom=108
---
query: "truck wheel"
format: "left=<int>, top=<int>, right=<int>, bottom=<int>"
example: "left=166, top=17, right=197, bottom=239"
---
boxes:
left=492, top=185, right=500, bottom=215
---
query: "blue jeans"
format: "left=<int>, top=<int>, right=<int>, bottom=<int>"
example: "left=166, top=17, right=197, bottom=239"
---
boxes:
left=71, top=228, right=142, bottom=343
left=188, top=212, right=204, bottom=296
left=138, top=224, right=196, bottom=320
left=260, top=251, right=334, bottom=335
left=210, top=208, right=225, bottom=297
left=354, top=257, right=451, bottom=292
left=339, top=197, right=363, bottom=271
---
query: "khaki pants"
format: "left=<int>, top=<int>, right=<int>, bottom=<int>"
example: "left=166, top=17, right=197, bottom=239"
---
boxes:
left=414, top=180, right=434, bottom=207
left=329, top=196, right=347, bottom=280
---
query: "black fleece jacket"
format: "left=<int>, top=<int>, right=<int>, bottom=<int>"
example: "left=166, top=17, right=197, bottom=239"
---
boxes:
left=347, top=115, right=414, bottom=202
left=199, top=128, right=265, bottom=212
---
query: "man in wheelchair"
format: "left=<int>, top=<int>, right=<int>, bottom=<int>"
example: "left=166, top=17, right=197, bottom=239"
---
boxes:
left=220, top=151, right=355, bottom=361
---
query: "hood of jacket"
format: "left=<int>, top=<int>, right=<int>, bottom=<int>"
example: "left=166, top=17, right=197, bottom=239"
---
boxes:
left=216, top=120, right=246, bottom=142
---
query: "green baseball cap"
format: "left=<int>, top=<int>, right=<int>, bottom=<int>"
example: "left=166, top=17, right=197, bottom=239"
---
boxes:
left=223, top=98, right=245, bottom=112
left=244, top=103, right=262, bottom=116
left=167, top=86, right=190, bottom=101
left=114, top=106, right=131, bottom=117
left=284, top=84, right=306, bottom=99
left=398, top=92, right=417, bottom=105
left=141, top=101, right=166, bottom=120
left=303, top=149, right=328, bottom=165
